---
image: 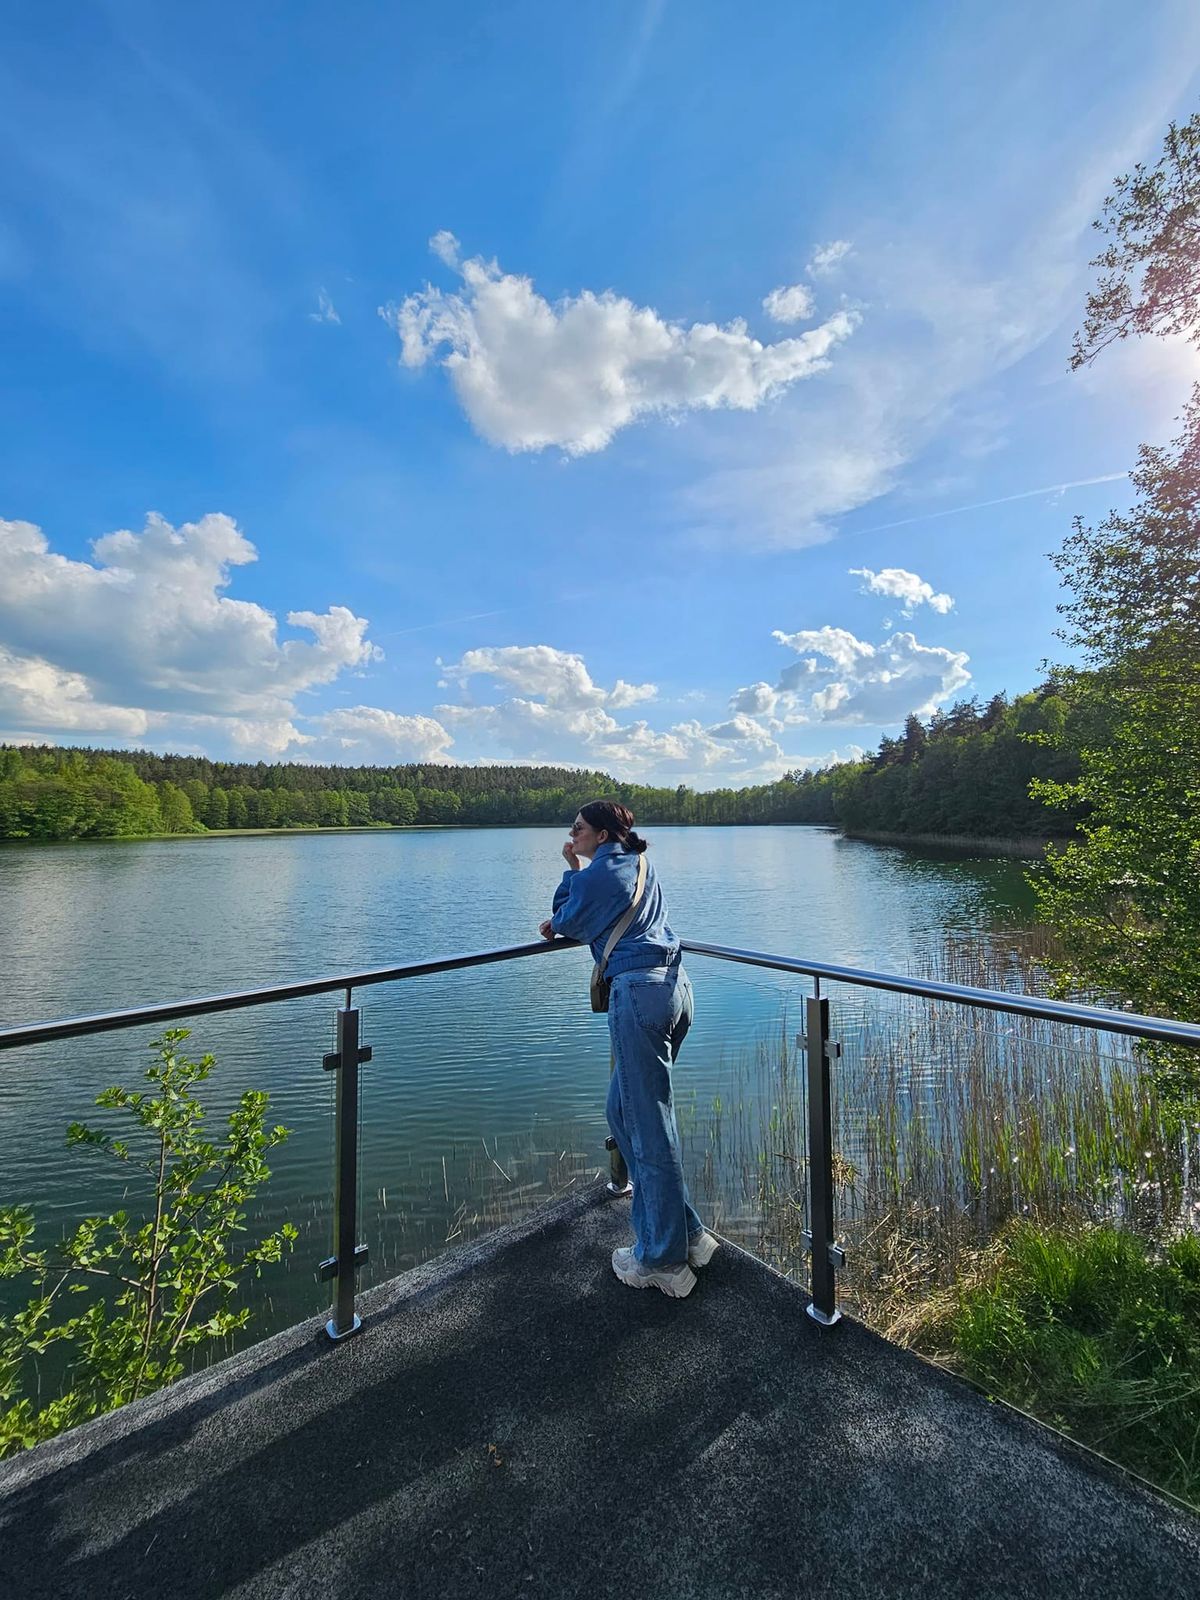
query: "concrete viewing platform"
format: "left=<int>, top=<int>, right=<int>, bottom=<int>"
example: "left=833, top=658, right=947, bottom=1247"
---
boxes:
left=1, top=1184, right=1197, bottom=1599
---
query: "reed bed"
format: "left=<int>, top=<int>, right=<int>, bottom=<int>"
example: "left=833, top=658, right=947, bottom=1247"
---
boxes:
left=685, top=929, right=1197, bottom=1343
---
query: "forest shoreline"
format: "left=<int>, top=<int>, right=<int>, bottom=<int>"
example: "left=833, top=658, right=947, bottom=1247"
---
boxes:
left=2, top=822, right=1062, bottom=855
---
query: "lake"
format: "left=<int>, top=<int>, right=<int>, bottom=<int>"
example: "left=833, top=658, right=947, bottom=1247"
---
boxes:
left=0, top=825, right=1036, bottom=1331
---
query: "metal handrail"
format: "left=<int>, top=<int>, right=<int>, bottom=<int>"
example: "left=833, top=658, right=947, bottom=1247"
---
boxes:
left=679, top=941, right=1200, bottom=1049
left=2, top=933, right=1196, bottom=1337
left=4, top=935, right=1197, bottom=1053
left=0, top=937, right=580, bottom=1052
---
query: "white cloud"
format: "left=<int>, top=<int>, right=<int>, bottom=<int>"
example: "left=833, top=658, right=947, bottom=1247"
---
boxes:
left=430, top=643, right=792, bottom=784
left=383, top=241, right=859, bottom=455
left=0, top=514, right=381, bottom=752
left=808, top=240, right=853, bottom=277
left=438, top=644, right=655, bottom=710
left=312, top=706, right=454, bottom=761
left=429, top=229, right=461, bottom=269
left=682, top=422, right=907, bottom=551
left=309, top=287, right=341, bottom=325
left=762, top=283, right=815, bottom=324
left=0, top=646, right=150, bottom=739
left=729, top=681, right=779, bottom=717
left=849, top=566, right=954, bottom=615
left=769, top=625, right=971, bottom=724
left=224, top=717, right=310, bottom=755
left=790, top=743, right=868, bottom=771
left=777, top=626, right=875, bottom=678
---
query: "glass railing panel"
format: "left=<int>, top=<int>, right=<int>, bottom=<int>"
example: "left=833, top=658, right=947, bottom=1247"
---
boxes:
left=0, top=998, right=335, bottom=1380
left=354, top=952, right=616, bottom=1285
left=827, top=980, right=1192, bottom=1334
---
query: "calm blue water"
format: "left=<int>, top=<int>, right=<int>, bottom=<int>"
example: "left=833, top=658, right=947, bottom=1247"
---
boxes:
left=0, top=826, right=1034, bottom=1328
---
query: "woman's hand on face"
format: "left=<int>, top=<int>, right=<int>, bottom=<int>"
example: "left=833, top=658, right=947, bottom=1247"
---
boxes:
left=539, top=919, right=555, bottom=941
left=561, top=840, right=581, bottom=870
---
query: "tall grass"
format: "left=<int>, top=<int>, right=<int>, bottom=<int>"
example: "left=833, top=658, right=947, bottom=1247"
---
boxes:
left=931, top=1223, right=1200, bottom=1507
left=686, top=929, right=1196, bottom=1337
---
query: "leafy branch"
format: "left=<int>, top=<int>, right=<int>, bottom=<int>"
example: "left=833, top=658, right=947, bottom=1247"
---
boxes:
left=0, top=1029, right=297, bottom=1458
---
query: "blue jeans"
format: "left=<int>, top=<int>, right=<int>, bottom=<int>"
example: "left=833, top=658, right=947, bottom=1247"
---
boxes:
left=605, top=963, right=704, bottom=1268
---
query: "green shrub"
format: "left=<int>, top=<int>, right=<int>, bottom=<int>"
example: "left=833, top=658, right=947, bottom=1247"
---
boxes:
left=0, top=1030, right=296, bottom=1457
left=947, top=1223, right=1200, bottom=1506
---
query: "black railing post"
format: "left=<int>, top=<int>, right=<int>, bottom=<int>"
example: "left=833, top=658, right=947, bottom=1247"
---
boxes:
left=805, top=993, right=842, bottom=1326
left=605, top=1052, right=632, bottom=1195
left=321, top=1004, right=371, bottom=1341
left=604, top=1137, right=632, bottom=1195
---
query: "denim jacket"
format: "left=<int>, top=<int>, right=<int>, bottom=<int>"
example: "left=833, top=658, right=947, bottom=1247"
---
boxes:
left=550, top=841, right=681, bottom=976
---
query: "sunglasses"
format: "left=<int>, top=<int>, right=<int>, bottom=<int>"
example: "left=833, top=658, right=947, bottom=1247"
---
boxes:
left=569, top=822, right=588, bottom=835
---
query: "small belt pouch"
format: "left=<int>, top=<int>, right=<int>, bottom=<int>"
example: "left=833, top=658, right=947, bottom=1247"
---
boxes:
left=590, top=964, right=612, bottom=1013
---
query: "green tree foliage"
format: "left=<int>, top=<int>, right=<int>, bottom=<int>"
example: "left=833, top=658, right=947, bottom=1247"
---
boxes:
left=0, top=1030, right=296, bottom=1457
left=1071, top=111, right=1200, bottom=370
left=1032, top=408, right=1200, bottom=1078
left=828, top=691, right=1079, bottom=840
left=0, top=711, right=1084, bottom=845
left=1033, top=110, right=1200, bottom=1092
left=0, top=750, right=187, bottom=840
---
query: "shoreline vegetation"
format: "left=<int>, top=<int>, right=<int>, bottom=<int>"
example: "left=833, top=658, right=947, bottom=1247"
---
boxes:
left=2, top=820, right=1057, bottom=856
left=1, top=685, right=1081, bottom=847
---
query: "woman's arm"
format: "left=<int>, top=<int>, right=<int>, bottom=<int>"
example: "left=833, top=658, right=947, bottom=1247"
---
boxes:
left=550, top=863, right=628, bottom=944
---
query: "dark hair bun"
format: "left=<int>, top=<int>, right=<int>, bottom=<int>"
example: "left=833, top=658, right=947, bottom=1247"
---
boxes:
left=578, top=798, right=649, bottom=851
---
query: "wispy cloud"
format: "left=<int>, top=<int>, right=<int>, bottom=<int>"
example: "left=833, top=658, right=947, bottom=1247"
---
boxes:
left=380, top=608, right=511, bottom=639
left=309, top=287, right=341, bottom=325
left=676, top=16, right=1200, bottom=554
left=848, top=473, right=1129, bottom=539
left=808, top=239, right=853, bottom=277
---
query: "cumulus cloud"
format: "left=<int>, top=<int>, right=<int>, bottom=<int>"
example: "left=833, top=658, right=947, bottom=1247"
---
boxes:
left=312, top=706, right=454, bottom=761
left=438, top=644, right=655, bottom=710
left=431, top=643, right=791, bottom=783
left=383, top=237, right=859, bottom=455
left=309, top=287, right=341, bottom=325
left=769, top=625, right=970, bottom=724
left=790, top=743, right=868, bottom=771
left=0, top=646, right=150, bottom=739
left=0, top=514, right=381, bottom=752
left=728, top=681, right=779, bottom=717
left=808, top=239, right=853, bottom=276
left=762, top=283, right=815, bottom=324
left=849, top=566, right=954, bottom=615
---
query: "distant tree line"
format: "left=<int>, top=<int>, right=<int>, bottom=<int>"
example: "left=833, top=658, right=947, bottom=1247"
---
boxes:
left=0, top=683, right=1081, bottom=844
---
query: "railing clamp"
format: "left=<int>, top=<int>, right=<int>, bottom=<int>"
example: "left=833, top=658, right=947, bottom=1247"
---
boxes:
left=801, top=1230, right=847, bottom=1270
left=323, top=1043, right=372, bottom=1071
left=797, top=1035, right=841, bottom=1060
left=318, top=1244, right=369, bottom=1282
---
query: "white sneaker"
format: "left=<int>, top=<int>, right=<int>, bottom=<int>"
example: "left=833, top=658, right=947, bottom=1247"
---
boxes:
left=688, top=1230, right=721, bottom=1269
left=611, top=1246, right=697, bottom=1299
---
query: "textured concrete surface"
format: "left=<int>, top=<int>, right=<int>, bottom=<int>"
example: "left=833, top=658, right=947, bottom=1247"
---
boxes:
left=1, top=1184, right=1197, bottom=1600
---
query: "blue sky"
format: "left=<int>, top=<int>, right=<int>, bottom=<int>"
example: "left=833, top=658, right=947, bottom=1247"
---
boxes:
left=2, top=1, right=1198, bottom=787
